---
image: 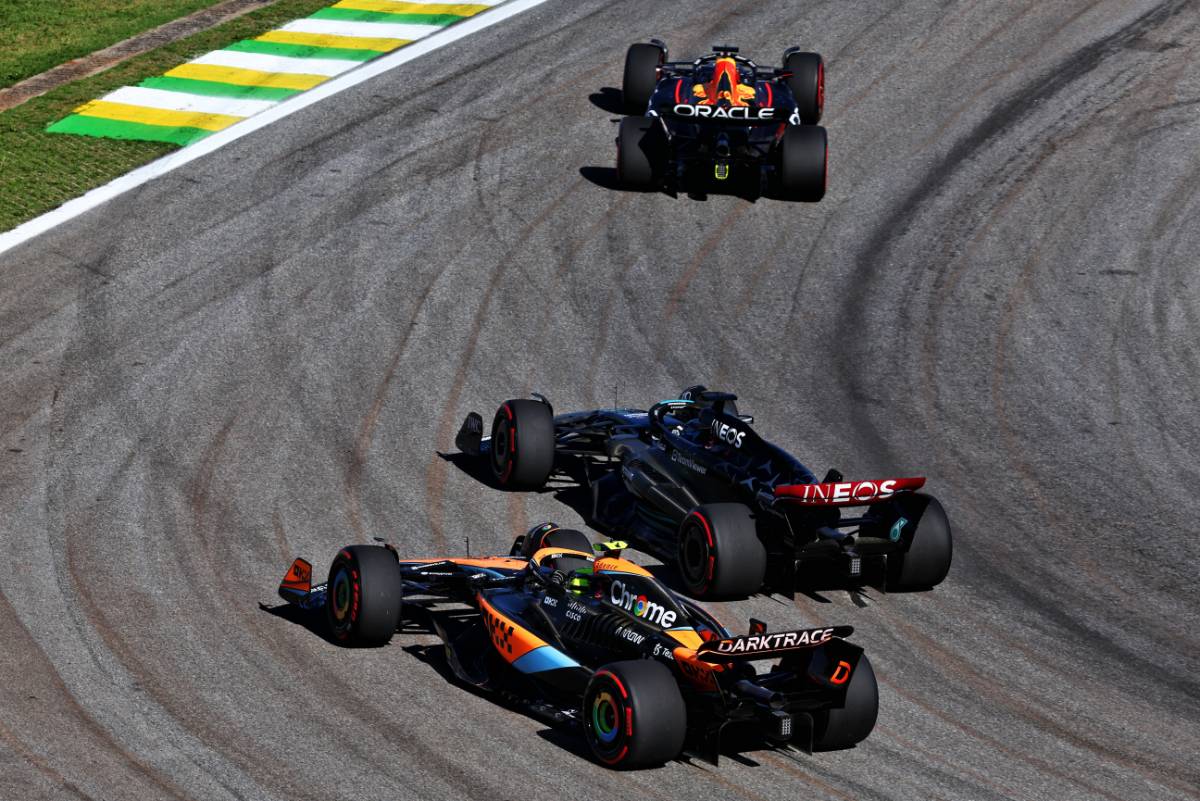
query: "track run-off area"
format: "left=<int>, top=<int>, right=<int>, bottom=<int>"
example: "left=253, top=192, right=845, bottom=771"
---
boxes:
left=1, top=1, right=1197, bottom=799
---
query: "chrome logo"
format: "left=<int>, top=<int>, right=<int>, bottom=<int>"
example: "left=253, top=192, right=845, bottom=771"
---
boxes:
left=609, top=579, right=677, bottom=627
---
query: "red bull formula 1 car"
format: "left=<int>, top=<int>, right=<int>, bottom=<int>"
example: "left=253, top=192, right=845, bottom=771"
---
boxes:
left=276, top=527, right=877, bottom=768
left=456, top=388, right=953, bottom=599
left=617, top=41, right=827, bottom=199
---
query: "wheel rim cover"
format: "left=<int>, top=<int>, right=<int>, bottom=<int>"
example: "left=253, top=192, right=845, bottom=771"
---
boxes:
left=591, top=691, right=620, bottom=744
left=331, top=568, right=351, bottom=622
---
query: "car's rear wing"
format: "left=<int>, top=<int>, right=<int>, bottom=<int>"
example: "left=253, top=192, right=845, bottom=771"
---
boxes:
left=662, top=102, right=785, bottom=124
left=771, top=477, right=925, bottom=506
left=696, top=625, right=854, bottom=663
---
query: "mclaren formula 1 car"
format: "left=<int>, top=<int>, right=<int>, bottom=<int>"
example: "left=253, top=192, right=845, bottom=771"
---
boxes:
left=616, top=41, right=827, bottom=199
left=456, top=388, right=953, bottom=599
left=276, top=528, right=877, bottom=767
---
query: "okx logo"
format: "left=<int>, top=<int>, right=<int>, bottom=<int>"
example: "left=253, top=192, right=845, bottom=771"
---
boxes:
left=610, top=579, right=677, bottom=628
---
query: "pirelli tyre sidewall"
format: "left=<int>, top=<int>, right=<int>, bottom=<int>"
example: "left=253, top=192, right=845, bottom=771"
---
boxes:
left=490, top=399, right=555, bottom=490
left=677, top=503, right=767, bottom=599
left=622, top=42, right=664, bottom=111
left=583, top=660, right=686, bottom=769
left=812, top=653, right=878, bottom=750
left=784, top=51, right=824, bottom=124
left=326, top=545, right=402, bottom=647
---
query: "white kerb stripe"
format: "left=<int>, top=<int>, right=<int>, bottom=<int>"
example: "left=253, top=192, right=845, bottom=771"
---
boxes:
left=279, top=18, right=443, bottom=41
left=103, top=86, right=277, bottom=117
left=0, top=0, right=554, bottom=257
left=191, top=49, right=362, bottom=77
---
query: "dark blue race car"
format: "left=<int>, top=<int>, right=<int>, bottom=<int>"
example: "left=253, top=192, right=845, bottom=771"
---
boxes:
left=457, top=387, right=952, bottom=599
left=615, top=42, right=828, bottom=199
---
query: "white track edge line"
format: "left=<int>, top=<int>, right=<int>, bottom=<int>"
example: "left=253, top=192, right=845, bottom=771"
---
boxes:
left=0, top=0, right=553, bottom=257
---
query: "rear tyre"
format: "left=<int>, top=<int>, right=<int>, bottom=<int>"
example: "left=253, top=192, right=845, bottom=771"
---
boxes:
left=887, top=494, right=953, bottom=590
left=813, top=654, right=878, bottom=750
left=622, top=42, right=664, bottom=111
left=617, top=117, right=658, bottom=188
left=583, top=660, right=686, bottom=768
left=784, top=51, right=824, bottom=124
left=779, top=125, right=827, bottom=201
left=490, top=399, right=555, bottom=490
left=677, top=503, right=766, bottom=598
left=326, top=545, right=402, bottom=646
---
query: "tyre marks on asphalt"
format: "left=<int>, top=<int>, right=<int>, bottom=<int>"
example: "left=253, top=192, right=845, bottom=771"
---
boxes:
left=345, top=261, right=447, bottom=543
left=423, top=178, right=587, bottom=552
left=4, top=0, right=1200, bottom=798
left=0, top=591, right=165, bottom=801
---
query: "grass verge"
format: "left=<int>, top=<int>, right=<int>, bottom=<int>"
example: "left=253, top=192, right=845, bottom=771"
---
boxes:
left=0, top=0, right=334, bottom=234
left=0, top=0, right=234, bottom=88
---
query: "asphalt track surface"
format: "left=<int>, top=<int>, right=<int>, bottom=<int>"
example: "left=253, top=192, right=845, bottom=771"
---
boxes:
left=2, top=1, right=1199, bottom=799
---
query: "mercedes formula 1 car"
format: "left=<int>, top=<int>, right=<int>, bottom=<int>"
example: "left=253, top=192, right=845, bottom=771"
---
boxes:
left=616, top=41, right=827, bottom=199
left=456, top=388, right=952, bottom=599
left=276, top=527, right=877, bottom=767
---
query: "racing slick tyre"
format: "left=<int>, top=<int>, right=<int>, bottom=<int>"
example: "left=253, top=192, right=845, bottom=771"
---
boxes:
left=622, top=42, right=664, bottom=110
left=783, top=51, right=824, bottom=124
left=326, top=545, right=402, bottom=647
left=812, top=654, right=878, bottom=750
left=490, top=399, right=555, bottom=490
left=779, top=125, right=827, bottom=202
left=677, top=504, right=767, bottom=598
left=617, top=117, right=658, bottom=188
left=886, top=493, right=953, bottom=591
left=583, top=659, right=686, bottom=768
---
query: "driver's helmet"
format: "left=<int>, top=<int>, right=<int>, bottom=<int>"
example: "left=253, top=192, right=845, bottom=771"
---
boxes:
left=680, top=383, right=739, bottom=419
left=524, top=521, right=593, bottom=596
left=564, top=569, right=592, bottom=597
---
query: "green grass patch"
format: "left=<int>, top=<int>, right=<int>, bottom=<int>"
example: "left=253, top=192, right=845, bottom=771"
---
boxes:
left=0, top=0, right=233, bottom=88
left=0, top=0, right=335, bottom=234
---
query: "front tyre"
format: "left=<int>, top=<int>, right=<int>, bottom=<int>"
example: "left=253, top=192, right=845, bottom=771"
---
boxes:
left=812, top=654, right=878, bottom=750
left=490, top=398, right=555, bottom=490
left=784, top=51, right=824, bottom=124
left=622, top=42, right=664, bottom=111
left=779, top=125, right=827, bottom=202
left=677, top=503, right=766, bottom=598
left=326, top=545, right=402, bottom=646
left=583, top=660, right=686, bottom=768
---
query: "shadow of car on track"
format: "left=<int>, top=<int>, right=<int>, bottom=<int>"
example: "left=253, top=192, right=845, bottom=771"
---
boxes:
left=578, top=165, right=768, bottom=203
left=259, top=601, right=342, bottom=646
left=588, top=86, right=627, bottom=115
